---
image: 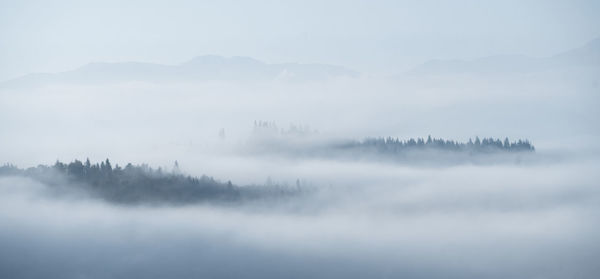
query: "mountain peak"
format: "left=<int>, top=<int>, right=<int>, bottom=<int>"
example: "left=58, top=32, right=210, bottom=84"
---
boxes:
left=408, top=37, right=600, bottom=76
left=1, top=56, right=359, bottom=88
left=183, top=55, right=264, bottom=67
left=584, top=36, right=600, bottom=49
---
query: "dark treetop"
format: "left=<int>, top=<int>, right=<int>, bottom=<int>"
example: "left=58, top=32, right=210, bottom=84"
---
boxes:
left=0, top=159, right=304, bottom=205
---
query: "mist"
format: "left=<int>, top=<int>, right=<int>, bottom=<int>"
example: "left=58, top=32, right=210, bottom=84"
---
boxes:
left=2, top=159, right=599, bottom=278
left=2, top=1, right=600, bottom=278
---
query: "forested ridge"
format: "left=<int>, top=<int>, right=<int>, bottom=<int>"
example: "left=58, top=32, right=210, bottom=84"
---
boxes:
left=0, top=159, right=303, bottom=205
left=0, top=137, right=535, bottom=204
left=338, top=136, right=535, bottom=153
left=250, top=124, right=535, bottom=155
left=249, top=132, right=535, bottom=163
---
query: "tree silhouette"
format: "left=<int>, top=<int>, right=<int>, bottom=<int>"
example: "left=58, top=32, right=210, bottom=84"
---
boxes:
left=0, top=159, right=306, bottom=205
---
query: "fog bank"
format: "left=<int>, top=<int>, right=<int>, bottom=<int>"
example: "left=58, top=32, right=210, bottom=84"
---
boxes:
left=1, top=158, right=599, bottom=278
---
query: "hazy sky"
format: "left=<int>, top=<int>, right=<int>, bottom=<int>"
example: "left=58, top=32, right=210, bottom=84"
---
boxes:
left=1, top=0, right=599, bottom=81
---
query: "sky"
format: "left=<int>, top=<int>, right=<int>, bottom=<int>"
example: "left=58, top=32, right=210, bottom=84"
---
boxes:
left=1, top=0, right=599, bottom=81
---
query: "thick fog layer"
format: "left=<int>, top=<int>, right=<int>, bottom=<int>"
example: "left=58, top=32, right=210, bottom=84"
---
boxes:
left=1, top=62, right=598, bottom=168
left=1, top=159, right=599, bottom=278
left=1, top=45, right=599, bottom=278
left=2, top=1, right=600, bottom=278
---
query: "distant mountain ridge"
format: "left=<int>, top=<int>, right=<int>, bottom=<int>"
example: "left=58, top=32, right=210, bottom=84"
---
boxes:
left=408, top=37, right=600, bottom=75
left=1, top=55, right=359, bottom=88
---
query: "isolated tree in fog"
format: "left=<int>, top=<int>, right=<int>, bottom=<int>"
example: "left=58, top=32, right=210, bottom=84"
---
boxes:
left=173, top=160, right=180, bottom=174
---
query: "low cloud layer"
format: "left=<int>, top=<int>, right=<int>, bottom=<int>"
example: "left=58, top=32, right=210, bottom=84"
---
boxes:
left=1, top=21, right=598, bottom=278
left=1, top=157, right=599, bottom=278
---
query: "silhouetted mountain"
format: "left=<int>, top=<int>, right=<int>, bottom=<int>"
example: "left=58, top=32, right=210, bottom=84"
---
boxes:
left=408, top=37, right=600, bottom=75
left=1, top=56, right=359, bottom=88
left=551, top=37, right=600, bottom=67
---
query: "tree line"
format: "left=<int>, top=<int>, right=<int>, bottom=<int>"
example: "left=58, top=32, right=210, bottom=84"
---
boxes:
left=337, top=136, right=534, bottom=154
left=0, top=159, right=304, bottom=205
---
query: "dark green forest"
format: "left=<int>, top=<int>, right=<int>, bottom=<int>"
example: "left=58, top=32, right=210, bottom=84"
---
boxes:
left=0, top=137, right=535, bottom=204
left=337, top=136, right=534, bottom=154
left=0, top=159, right=303, bottom=205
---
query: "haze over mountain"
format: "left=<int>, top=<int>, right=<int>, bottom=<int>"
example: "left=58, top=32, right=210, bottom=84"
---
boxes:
left=1, top=55, right=359, bottom=88
left=409, top=36, right=600, bottom=75
left=5, top=36, right=598, bottom=90
left=2, top=1, right=600, bottom=278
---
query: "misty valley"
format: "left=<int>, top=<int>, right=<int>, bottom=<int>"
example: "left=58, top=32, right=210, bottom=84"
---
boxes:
left=248, top=122, right=536, bottom=165
left=1, top=3, right=599, bottom=278
left=1, top=140, right=597, bottom=278
left=0, top=133, right=534, bottom=206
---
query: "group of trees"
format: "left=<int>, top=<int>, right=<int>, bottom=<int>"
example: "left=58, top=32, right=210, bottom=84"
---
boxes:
left=0, top=159, right=303, bottom=205
left=337, top=136, right=534, bottom=154
left=253, top=121, right=317, bottom=138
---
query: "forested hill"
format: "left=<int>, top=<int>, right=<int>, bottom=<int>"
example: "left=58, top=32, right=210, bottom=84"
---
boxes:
left=338, top=136, right=535, bottom=153
left=328, top=136, right=535, bottom=163
left=248, top=133, right=535, bottom=164
left=0, top=159, right=303, bottom=205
